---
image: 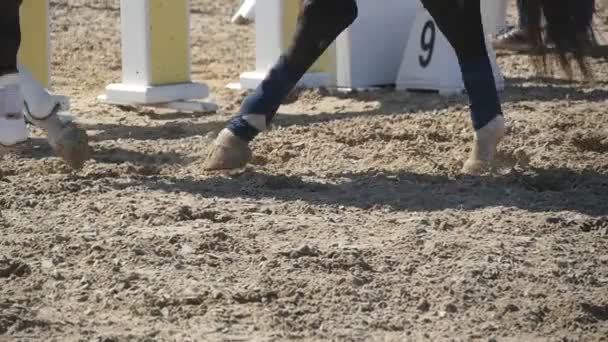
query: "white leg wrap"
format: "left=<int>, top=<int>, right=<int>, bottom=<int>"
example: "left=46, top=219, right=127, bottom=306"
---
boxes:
left=15, top=66, right=66, bottom=148
left=17, top=65, right=58, bottom=121
left=242, top=114, right=267, bottom=132
left=1, top=70, right=90, bottom=169
left=0, top=75, right=28, bottom=147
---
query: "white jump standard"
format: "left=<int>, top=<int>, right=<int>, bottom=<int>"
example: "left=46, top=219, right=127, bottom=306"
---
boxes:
left=99, top=0, right=217, bottom=113
left=236, top=0, right=333, bottom=90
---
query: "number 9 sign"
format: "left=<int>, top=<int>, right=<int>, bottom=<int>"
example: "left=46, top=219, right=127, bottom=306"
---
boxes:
left=418, top=20, right=436, bottom=68
left=397, top=3, right=504, bottom=94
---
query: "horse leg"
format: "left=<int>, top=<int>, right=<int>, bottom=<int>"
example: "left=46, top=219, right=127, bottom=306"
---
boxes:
left=521, top=0, right=595, bottom=78
left=0, top=0, right=90, bottom=169
left=575, top=0, right=596, bottom=44
left=205, top=0, right=358, bottom=170
left=0, top=78, right=28, bottom=155
left=0, top=0, right=28, bottom=155
left=19, top=66, right=91, bottom=170
left=0, top=0, right=20, bottom=77
left=421, top=0, right=506, bottom=174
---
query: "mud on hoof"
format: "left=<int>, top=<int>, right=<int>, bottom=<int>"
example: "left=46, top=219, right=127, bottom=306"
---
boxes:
left=203, top=128, right=252, bottom=171
left=462, top=159, right=492, bottom=175
left=461, top=116, right=506, bottom=176
left=51, top=122, right=91, bottom=170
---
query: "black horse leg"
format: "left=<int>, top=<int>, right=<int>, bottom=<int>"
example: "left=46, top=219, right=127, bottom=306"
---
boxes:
left=0, top=0, right=21, bottom=77
left=421, top=0, right=502, bottom=131
left=226, top=0, right=358, bottom=142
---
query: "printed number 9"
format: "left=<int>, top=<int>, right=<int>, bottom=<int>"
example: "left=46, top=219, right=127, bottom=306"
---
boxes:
left=419, top=20, right=436, bottom=68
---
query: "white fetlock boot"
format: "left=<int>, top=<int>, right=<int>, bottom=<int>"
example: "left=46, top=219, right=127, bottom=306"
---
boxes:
left=462, top=115, right=506, bottom=175
left=18, top=66, right=91, bottom=170
left=0, top=73, right=28, bottom=156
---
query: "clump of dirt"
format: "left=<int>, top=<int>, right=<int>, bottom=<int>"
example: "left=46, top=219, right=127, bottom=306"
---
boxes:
left=0, top=304, right=49, bottom=335
left=0, top=258, right=31, bottom=278
left=570, top=132, right=608, bottom=153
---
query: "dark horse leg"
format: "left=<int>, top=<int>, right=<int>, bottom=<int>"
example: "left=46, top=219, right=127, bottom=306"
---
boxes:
left=420, top=0, right=505, bottom=173
left=205, top=0, right=358, bottom=170
left=518, top=0, right=595, bottom=36
left=518, top=0, right=528, bottom=28
left=0, top=0, right=21, bottom=77
left=521, top=0, right=596, bottom=77
left=205, top=0, right=505, bottom=174
left=421, top=0, right=502, bottom=130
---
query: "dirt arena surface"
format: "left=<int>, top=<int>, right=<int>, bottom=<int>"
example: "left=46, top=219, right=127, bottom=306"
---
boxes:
left=2, top=1, right=608, bottom=341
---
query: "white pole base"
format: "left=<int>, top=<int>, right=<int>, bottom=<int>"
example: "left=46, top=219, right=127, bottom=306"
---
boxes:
left=98, top=94, right=218, bottom=113
left=99, top=82, right=217, bottom=113
left=234, top=71, right=330, bottom=91
left=395, top=78, right=464, bottom=96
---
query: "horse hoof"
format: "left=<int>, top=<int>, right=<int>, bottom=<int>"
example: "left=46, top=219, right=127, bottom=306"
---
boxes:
left=462, top=159, right=490, bottom=175
left=462, top=116, right=506, bottom=175
left=203, top=128, right=252, bottom=171
left=52, top=122, right=91, bottom=170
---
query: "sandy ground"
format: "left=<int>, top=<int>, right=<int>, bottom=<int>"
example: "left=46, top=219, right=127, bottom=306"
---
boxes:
left=1, top=1, right=608, bottom=341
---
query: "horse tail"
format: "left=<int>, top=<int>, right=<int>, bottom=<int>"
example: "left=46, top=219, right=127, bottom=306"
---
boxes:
left=521, top=0, right=596, bottom=78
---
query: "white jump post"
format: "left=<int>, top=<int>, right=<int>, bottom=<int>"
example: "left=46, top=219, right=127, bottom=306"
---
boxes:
left=333, top=0, right=418, bottom=90
left=235, top=0, right=333, bottom=90
left=99, top=0, right=216, bottom=113
left=18, top=0, right=50, bottom=89
left=233, top=0, right=420, bottom=91
left=17, top=0, right=70, bottom=112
